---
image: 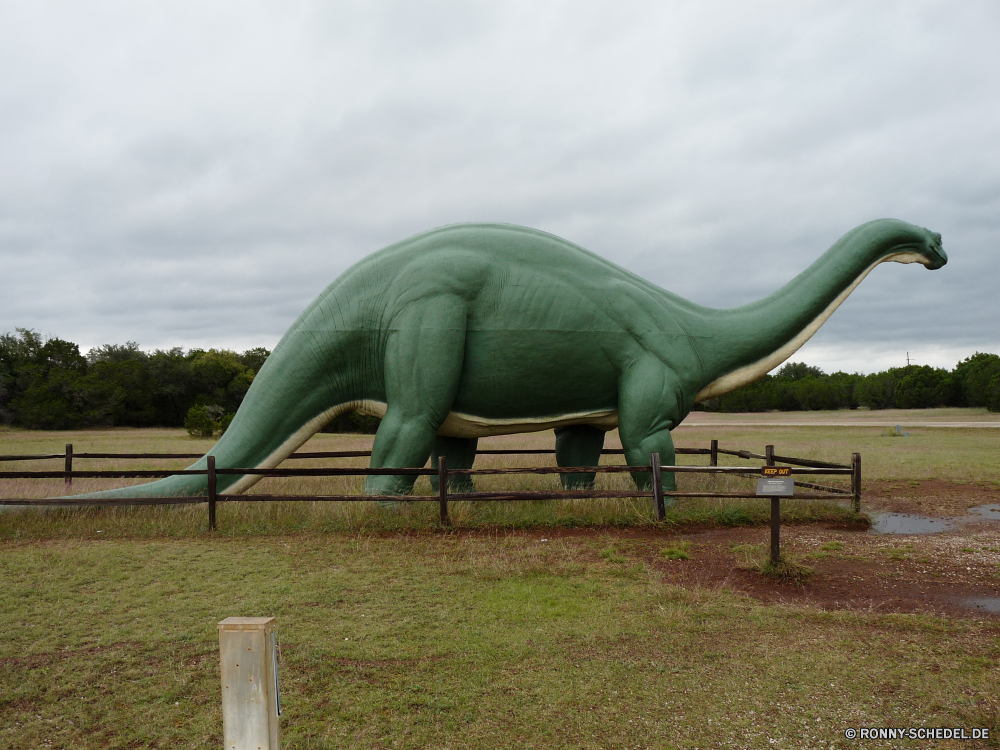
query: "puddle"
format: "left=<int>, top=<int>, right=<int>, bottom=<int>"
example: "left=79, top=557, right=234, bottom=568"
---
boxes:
left=968, top=504, right=1000, bottom=521
left=965, top=598, right=1000, bottom=614
left=869, top=513, right=955, bottom=535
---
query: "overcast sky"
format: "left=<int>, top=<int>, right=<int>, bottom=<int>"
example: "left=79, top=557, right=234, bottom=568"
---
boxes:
left=2, top=1, right=998, bottom=374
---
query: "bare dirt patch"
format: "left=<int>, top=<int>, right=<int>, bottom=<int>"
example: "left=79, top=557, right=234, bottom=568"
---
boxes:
left=866, top=479, right=1000, bottom=516
left=644, top=523, right=1000, bottom=619
left=465, top=519, right=1000, bottom=620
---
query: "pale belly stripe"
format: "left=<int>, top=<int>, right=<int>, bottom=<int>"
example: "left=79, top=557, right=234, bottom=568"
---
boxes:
left=221, top=400, right=619, bottom=495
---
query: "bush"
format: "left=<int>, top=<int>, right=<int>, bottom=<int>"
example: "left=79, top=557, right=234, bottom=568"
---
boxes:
left=185, top=405, right=235, bottom=437
left=184, top=405, right=216, bottom=437
left=322, top=410, right=381, bottom=434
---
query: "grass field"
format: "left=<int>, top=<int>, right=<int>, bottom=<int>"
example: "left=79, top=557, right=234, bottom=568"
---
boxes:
left=2, top=414, right=999, bottom=748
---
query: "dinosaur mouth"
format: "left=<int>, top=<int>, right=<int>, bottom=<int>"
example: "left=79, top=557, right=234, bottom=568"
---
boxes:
left=892, top=239, right=946, bottom=270
left=923, top=246, right=947, bottom=269
left=924, top=232, right=947, bottom=269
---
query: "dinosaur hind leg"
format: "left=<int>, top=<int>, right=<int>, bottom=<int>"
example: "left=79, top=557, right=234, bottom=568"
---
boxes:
left=430, top=435, right=478, bottom=493
left=364, top=295, right=468, bottom=496
left=555, top=425, right=606, bottom=489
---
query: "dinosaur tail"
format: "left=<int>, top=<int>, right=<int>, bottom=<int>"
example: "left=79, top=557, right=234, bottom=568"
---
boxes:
left=60, top=329, right=368, bottom=500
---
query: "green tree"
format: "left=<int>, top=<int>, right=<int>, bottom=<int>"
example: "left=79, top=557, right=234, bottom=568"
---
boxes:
left=322, top=410, right=382, bottom=434
left=985, top=373, right=1000, bottom=413
left=828, top=371, right=860, bottom=409
left=0, top=329, right=44, bottom=423
left=86, top=341, right=147, bottom=365
left=77, top=360, right=160, bottom=426
left=147, top=348, right=200, bottom=426
left=952, top=353, right=1000, bottom=407
left=855, top=371, right=899, bottom=409
left=894, top=366, right=956, bottom=408
left=79, top=342, right=159, bottom=425
left=775, top=361, right=825, bottom=380
left=791, top=376, right=841, bottom=410
left=714, top=376, right=780, bottom=412
left=9, top=336, right=88, bottom=429
left=190, top=350, right=255, bottom=413
left=239, top=347, right=270, bottom=374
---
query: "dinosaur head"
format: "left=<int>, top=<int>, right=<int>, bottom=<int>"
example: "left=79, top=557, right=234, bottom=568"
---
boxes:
left=921, top=230, right=947, bottom=269
left=884, top=223, right=947, bottom=270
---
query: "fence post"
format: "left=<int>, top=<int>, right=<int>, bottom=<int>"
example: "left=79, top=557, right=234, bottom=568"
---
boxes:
left=438, top=456, right=450, bottom=526
left=208, top=455, right=217, bottom=531
left=851, top=452, right=862, bottom=514
left=650, top=452, right=665, bottom=521
left=64, top=443, right=73, bottom=489
left=709, top=439, right=718, bottom=467
left=218, top=617, right=280, bottom=750
left=765, top=445, right=780, bottom=563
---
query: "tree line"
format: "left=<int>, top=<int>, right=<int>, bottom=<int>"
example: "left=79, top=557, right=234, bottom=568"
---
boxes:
left=695, top=355, right=1000, bottom=412
left=0, top=329, right=386, bottom=435
left=2, top=329, right=999, bottom=432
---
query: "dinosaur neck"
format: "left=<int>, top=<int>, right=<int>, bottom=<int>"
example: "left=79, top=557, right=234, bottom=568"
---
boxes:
left=694, top=220, right=927, bottom=401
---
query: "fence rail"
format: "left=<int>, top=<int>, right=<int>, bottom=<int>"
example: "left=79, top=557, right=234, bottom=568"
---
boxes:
left=0, top=447, right=711, bottom=462
left=0, top=434, right=860, bottom=494
left=0, top=439, right=861, bottom=562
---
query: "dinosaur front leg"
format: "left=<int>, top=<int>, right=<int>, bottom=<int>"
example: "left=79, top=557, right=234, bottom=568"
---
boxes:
left=430, top=435, right=478, bottom=493
left=617, top=357, right=681, bottom=496
left=365, top=295, right=468, bottom=497
left=554, top=425, right=606, bottom=489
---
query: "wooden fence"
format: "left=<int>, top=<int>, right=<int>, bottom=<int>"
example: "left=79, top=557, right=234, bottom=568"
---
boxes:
left=0, top=440, right=860, bottom=542
left=0, top=440, right=861, bottom=562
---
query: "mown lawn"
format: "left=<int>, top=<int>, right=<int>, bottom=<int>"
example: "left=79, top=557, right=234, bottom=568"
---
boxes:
left=2, top=533, right=997, bottom=749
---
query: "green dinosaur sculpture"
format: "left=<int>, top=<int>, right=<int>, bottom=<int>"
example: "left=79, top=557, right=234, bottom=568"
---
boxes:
left=74, top=218, right=945, bottom=500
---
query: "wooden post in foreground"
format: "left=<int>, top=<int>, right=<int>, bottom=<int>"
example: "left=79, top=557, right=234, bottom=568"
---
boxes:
left=709, top=439, right=718, bottom=467
left=765, top=445, right=780, bottom=564
left=438, top=456, right=450, bottom=526
left=218, top=617, right=280, bottom=750
left=207, top=455, right=217, bottom=531
left=851, top=452, right=862, bottom=514
left=64, top=443, right=73, bottom=489
left=650, top=452, right=665, bottom=521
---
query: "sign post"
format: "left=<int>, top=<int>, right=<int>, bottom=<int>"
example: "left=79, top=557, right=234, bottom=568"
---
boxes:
left=756, top=461, right=793, bottom=564
left=218, top=617, right=280, bottom=750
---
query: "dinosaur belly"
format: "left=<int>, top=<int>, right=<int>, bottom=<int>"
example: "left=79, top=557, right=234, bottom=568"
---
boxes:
left=436, top=408, right=619, bottom=438
left=351, top=399, right=619, bottom=438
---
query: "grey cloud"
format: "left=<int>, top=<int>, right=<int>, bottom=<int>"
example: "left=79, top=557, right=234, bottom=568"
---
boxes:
left=1, top=1, right=998, bottom=371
